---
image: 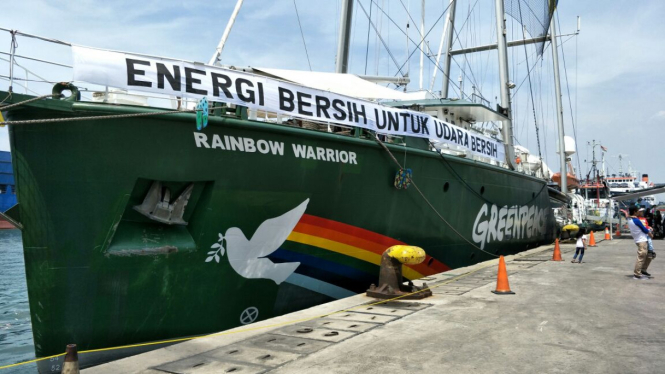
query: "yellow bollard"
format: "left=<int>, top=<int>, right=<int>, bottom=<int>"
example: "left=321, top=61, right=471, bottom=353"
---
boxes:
left=366, top=245, right=432, bottom=300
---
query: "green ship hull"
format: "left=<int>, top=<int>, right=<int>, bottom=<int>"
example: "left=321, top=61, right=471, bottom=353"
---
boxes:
left=2, top=91, right=555, bottom=370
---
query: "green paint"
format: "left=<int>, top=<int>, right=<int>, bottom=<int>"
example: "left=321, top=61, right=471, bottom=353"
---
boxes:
left=3, top=91, right=555, bottom=366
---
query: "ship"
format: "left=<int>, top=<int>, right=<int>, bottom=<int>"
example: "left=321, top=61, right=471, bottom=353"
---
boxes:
left=0, top=0, right=566, bottom=370
left=571, top=144, right=663, bottom=232
left=0, top=150, right=17, bottom=229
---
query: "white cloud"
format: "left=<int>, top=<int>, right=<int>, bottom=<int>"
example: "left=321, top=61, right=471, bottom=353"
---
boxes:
left=648, top=110, right=665, bottom=122
left=572, top=1, right=665, bottom=89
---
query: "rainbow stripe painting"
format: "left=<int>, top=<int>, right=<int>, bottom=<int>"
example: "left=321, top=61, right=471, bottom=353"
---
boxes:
left=269, top=214, right=450, bottom=299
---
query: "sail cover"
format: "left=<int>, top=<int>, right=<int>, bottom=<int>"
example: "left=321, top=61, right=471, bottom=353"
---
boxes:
left=504, top=0, right=557, bottom=55
left=254, top=68, right=411, bottom=101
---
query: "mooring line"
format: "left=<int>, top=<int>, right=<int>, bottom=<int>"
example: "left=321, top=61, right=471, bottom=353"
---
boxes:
left=0, top=93, right=61, bottom=111
left=0, top=260, right=500, bottom=370
left=0, top=108, right=199, bottom=125
left=374, top=135, right=500, bottom=258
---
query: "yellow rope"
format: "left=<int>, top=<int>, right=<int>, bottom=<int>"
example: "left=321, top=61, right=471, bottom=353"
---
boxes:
left=0, top=261, right=498, bottom=370
left=0, top=353, right=64, bottom=370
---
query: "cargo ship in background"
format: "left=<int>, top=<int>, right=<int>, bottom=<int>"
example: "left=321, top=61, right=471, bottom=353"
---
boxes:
left=0, top=150, right=17, bottom=229
left=0, top=0, right=572, bottom=370
left=569, top=143, right=662, bottom=230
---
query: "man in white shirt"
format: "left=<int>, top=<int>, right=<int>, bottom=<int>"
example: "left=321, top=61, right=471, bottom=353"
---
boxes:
left=628, top=207, right=653, bottom=280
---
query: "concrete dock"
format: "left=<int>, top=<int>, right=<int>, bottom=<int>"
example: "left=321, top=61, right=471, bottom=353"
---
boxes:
left=86, top=234, right=665, bottom=374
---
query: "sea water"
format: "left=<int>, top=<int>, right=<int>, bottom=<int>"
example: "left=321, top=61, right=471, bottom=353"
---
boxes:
left=0, top=230, right=36, bottom=373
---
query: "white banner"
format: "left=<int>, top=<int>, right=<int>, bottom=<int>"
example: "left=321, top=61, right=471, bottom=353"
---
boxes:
left=72, top=46, right=505, bottom=163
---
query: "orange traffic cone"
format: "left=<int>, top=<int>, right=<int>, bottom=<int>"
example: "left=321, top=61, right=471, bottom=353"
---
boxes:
left=491, top=256, right=515, bottom=295
left=604, top=227, right=611, bottom=240
left=552, top=239, right=563, bottom=261
left=588, top=231, right=597, bottom=247
left=615, top=227, right=621, bottom=237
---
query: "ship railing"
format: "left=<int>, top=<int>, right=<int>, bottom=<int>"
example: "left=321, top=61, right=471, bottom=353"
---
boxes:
left=0, top=28, right=76, bottom=98
left=470, top=92, right=491, bottom=107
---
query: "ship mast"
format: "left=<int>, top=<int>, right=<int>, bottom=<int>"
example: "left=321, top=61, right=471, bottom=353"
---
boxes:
left=494, top=0, right=518, bottom=170
left=550, top=14, right=568, bottom=194
left=586, top=140, right=603, bottom=205
left=209, top=0, right=245, bottom=65
left=616, top=154, right=627, bottom=175
left=419, top=0, right=425, bottom=90
left=335, top=0, right=355, bottom=73
left=437, top=0, right=457, bottom=97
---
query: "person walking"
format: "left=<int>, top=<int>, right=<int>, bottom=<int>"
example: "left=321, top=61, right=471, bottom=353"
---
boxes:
left=628, top=206, right=654, bottom=280
left=571, top=229, right=587, bottom=263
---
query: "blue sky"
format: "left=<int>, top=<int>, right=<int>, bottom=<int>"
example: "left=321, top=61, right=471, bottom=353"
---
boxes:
left=0, top=0, right=663, bottom=194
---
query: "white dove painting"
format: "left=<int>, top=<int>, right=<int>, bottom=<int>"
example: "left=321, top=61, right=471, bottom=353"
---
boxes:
left=206, top=199, right=309, bottom=285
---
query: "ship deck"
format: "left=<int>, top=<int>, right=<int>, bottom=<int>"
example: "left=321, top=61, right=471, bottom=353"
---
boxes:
left=85, top=233, right=665, bottom=374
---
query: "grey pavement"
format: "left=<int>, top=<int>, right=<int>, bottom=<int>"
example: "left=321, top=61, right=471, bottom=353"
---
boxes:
left=87, top=235, right=665, bottom=374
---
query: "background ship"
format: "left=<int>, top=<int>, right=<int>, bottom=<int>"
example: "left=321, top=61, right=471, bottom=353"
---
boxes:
left=0, top=150, right=17, bottom=229
left=557, top=141, right=665, bottom=232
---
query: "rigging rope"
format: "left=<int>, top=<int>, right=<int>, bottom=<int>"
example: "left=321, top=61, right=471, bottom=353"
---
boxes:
left=397, top=0, right=433, bottom=56
left=511, top=51, right=542, bottom=95
left=516, top=0, right=543, bottom=161
left=374, top=0, right=385, bottom=75
left=535, top=55, right=549, bottom=169
left=356, top=0, right=406, bottom=76
left=367, top=0, right=462, bottom=96
left=556, top=12, right=582, bottom=179
left=364, top=0, right=373, bottom=74
left=391, top=6, right=445, bottom=79
left=292, top=0, right=312, bottom=71
left=449, top=0, right=480, bottom=53
left=449, top=1, right=485, bottom=99
left=478, top=3, right=496, bottom=96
